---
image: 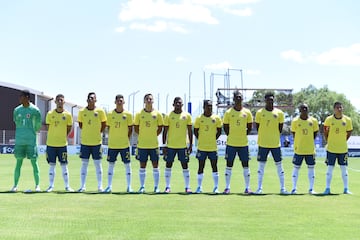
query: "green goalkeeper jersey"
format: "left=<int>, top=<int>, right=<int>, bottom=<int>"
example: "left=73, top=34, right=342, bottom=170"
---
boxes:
left=13, top=103, right=42, bottom=146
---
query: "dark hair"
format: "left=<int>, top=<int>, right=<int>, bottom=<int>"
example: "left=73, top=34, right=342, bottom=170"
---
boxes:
left=143, top=93, right=153, bottom=101
left=173, top=97, right=182, bottom=104
left=233, top=90, right=242, bottom=98
left=203, top=99, right=212, bottom=107
left=56, top=94, right=64, bottom=99
left=20, top=90, right=31, bottom=98
left=87, top=92, right=96, bottom=99
left=264, top=92, right=274, bottom=99
left=334, top=101, right=342, bottom=108
left=115, top=94, right=124, bottom=100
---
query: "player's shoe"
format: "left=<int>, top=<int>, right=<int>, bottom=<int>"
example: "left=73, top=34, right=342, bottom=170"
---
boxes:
left=212, top=187, right=219, bottom=194
left=291, top=189, right=297, bottom=194
left=195, top=186, right=202, bottom=194
left=164, top=187, right=171, bottom=193
left=77, top=187, right=86, bottom=192
left=35, top=186, right=41, bottom=192
left=308, top=189, right=316, bottom=195
left=223, top=188, right=230, bottom=194
left=343, top=188, right=352, bottom=194
left=126, top=186, right=133, bottom=193
left=103, top=186, right=112, bottom=193
left=98, top=187, right=103, bottom=193
left=323, top=188, right=331, bottom=195
left=254, top=188, right=263, bottom=194
left=185, top=187, right=192, bottom=193
left=46, top=186, right=54, bottom=192
left=154, top=186, right=160, bottom=193
left=244, top=188, right=253, bottom=194
left=65, top=187, right=74, bottom=192
left=10, top=186, right=18, bottom=192
left=138, top=186, right=145, bottom=193
left=280, top=189, right=290, bottom=195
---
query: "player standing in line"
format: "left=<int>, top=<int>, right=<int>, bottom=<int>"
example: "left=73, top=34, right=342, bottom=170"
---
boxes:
left=104, top=94, right=133, bottom=193
left=290, top=103, right=319, bottom=194
left=255, top=92, right=289, bottom=194
left=45, top=94, right=74, bottom=192
left=77, top=92, right=107, bottom=192
left=11, top=90, right=42, bottom=192
left=134, top=93, right=164, bottom=193
left=323, top=101, right=353, bottom=195
left=222, top=90, right=253, bottom=194
left=162, top=97, right=193, bottom=193
left=194, top=100, right=222, bottom=194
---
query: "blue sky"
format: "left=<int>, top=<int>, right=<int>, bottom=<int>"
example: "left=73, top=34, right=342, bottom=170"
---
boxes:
left=1, top=0, right=359, bottom=115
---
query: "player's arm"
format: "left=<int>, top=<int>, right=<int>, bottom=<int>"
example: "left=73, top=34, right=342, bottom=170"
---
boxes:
left=255, top=122, right=260, bottom=131
left=216, top=127, right=222, bottom=140
left=223, top=124, right=229, bottom=136
left=346, top=130, right=352, bottom=140
left=100, top=121, right=106, bottom=133
left=194, top=127, right=199, bottom=139
left=67, top=125, right=72, bottom=135
left=157, top=125, right=163, bottom=136
left=278, top=123, right=283, bottom=133
left=128, top=125, right=133, bottom=139
left=187, top=124, right=193, bottom=154
left=162, top=126, right=168, bottom=145
left=313, top=131, right=318, bottom=140
left=134, top=125, right=139, bottom=134
left=323, top=126, right=329, bottom=141
left=246, top=123, right=252, bottom=135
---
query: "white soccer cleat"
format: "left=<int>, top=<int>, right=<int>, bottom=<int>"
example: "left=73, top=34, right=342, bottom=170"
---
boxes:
left=77, top=187, right=86, bottom=192
left=10, top=186, right=18, bottom=192
left=65, top=187, right=74, bottom=192
left=35, top=186, right=41, bottom=192
left=46, top=186, right=54, bottom=192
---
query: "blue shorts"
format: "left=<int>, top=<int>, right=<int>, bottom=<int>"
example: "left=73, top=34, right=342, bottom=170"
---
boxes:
left=14, top=144, right=38, bottom=159
left=196, top=150, right=218, bottom=161
left=107, top=148, right=131, bottom=163
left=80, top=144, right=102, bottom=160
left=257, top=147, right=282, bottom=162
left=46, top=146, right=68, bottom=164
left=225, top=145, right=250, bottom=163
left=325, top=151, right=348, bottom=166
left=164, top=148, right=189, bottom=163
left=136, top=148, right=159, bottom=163
left=292, top=154, right=315, bottom=166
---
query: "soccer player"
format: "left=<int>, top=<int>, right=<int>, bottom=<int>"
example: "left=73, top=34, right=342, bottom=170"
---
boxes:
left=162, top=97, right=193, bottom=193
left=222, top=90, right=253, bottom=194
left=77, top=92, right=107, bottom=192
left=323, top=101, right=353, bottom=195
left=194, top=100, right=222, bottom=194
left=104, top=94, right=133, bottom=193
left=134, top=93, right=164, bottom=193
left=45, top=94, right=74, bottom=192
left=255, top=92, right=289, bottom=194
left=290, top=103, right=319, bottom=194
left=11, top=90, right=42, bottom=192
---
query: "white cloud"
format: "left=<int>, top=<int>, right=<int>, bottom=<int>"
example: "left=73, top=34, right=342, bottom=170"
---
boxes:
left=204, top=61, right=232, bottom=70
left=175, top=56, right=187, bottom=62
left=222, top=7, right=253, bottom=16
left=115, top=27, right=126, bottom=33
left=129, top=21, right=188, bottom=33
left=282, top=43, right=360, bottom=66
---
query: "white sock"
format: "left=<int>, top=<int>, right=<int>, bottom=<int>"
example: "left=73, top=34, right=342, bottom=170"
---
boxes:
left=139, top=168, right=146, bottom=188
left=153, top=168, right=160, bottom=188
left=340, top=165, right=349, bottom=189
left=212, top=172, right=219, bottom=188
left=275, top=161, right=285, bottom=190
left=165, top=168, right=172, bottom=188
left=292, top=165, right=300, bottom=191
left=308, top=165, right=315, bottom=191
left=94, top=159, right=103, bottom=189
left=183, top=169, right=190, bottom=189
left=80, top=159, right=89, bottom=189
left=243, top=167, right=250, bottom=189
left=257, top=161, right=266, bottom=190
left=49, top=163, right=56, bottom=188
left=124, top=162, right=132, bottom=189
left=325, top=165, right=334, bottom=189
left=107, top=162, right=115, bottom=188
left=61, top=164, right=70, bottom=188
left=197, top=173, right=204, bottom=188
left=225, top=167, right=232, bottom=189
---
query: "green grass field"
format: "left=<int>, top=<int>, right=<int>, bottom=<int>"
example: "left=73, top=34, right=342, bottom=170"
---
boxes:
left=0, top=154, right=360, bottom=240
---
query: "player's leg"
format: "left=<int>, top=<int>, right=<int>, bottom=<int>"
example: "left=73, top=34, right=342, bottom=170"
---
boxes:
left=105, top=149, right=117, bottom=193
left=92, top=145, right=103, bottom=192
left=150, top=148, right=160, bottom=193
left=209, top=151, right=219, bottom=193
left=196, top=151, right=206, bottom=193
left=164, top=148, right=175, bottom=193
left=324, top=151, right=336, bottom=194
left=240, top=146, right=251, bottom=194
left=305, top=155, right=316, bottom=194
left=272, top=147, right=288, bottom=194
left=120, top=148, right=132, bottom=192
left=179, top=149, right=191, bottom=193
left=224, top=145, right=236, bottom=194
left=291, top=154, right=303, bottom=194
left=58, top=148, right=73, bottom=192
left=46, top=146, right=56, bottom=192
left=28, top=145, right=40, bottom=191
left=338, top=153, right=351, bottom=194
left=256, top=147, right=269, bottom=194
left=12, top=145, right=26, bottom=191
left=137, top=148, right=148, bottom=193
left=78, top=144, right=90, bottom=192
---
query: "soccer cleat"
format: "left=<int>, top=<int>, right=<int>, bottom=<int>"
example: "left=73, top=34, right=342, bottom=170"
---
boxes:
left=280, top=189, right=290, bottom=195
left=35, top=186, right=41, bottom=192
left=223, top=188, right=230, bottom=194
left=126, top=187, right=134, bottom=193
left=103, top=186, right=112, bottom=193
left=323, top=188, right=331, bottom=195
left=46, top=186, right=54, bottom=192
left=98, top=187, right=104, bottom=193
left=195, top=186, right=202, bottom=194
left=77, top=187, right=86, bottom=192
left=255, top=188, right=263, bottom=194
left=244, top=188, right=253, bottom=194
left=308, top=189, right=316, bottom=195
left=10, top=186, right=18, bottom=192
left=185, top=187, right=192, bottom=193
left=291, top=189, right=297, bottom=194
left=138, top=186, right=145, bottom=193
left=65, top=187, right=74, bottom=192
left=213, top=187, right=219, bottom=194
left=164, top=187, right=171, bottom=193
left=154, top=186, right=160, bottom=193
left=343, top=188, right=352, bottom=194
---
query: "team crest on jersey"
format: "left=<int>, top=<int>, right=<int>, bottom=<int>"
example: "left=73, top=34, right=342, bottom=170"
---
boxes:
left=26, top=113, right=31, bottom=118
left=342, top=122, right=346, bottom=126
left=122, top=115, right=127, bottom=120
left=94, top=112, right=98, bottom=117
left=309, top=122, right=313, bottom=126
left=152, top=115, right=156, bottom=119
left=242, top=114, right=247, bottom=118
left=182, top=116, right=186, bottom=120
left=273, top=114, right=277, bottom=118
left=62, top=116, right=66, bottom=120
left=212, top=119, right=216, bottom=123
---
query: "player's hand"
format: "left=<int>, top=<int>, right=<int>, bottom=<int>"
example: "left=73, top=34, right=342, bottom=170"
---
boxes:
left=162, top=146, right=168, bottom=156
left=187, top=146, right=192, bottom=155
